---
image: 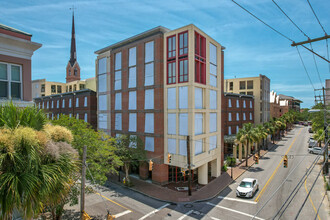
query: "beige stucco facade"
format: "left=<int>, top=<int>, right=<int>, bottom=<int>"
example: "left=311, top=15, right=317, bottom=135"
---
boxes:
left=164, top=24, right=223, bottom=184
left=224, top=75, right=270, bottom=124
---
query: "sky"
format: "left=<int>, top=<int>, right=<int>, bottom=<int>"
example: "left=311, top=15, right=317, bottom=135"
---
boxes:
left=1, top=0, right=329, bottom=108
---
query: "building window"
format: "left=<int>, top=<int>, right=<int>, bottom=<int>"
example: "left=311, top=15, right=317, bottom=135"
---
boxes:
left=228, top=126, right=232, bottom=135
left=250, top=101, right=252, bottom=108
left=145, top=113, right=154, bottom=133
left=247, top=80, right=253, bottom=89
left=243, top=100, right=246, bottom=108
left=98, top=95, right=107, bottom=111
left=98, top=74, right=107, bottom=93
left=76, top=113, right=79, bottom=120
left=210, top=113, right=217, bottom=133
left=129, top=113, right=137, bottom=132
left=228, top=98, right=232, bottom=107
left=195, top=139, right=203, bottom=155
left=145, top=41, right=154, bottom=86
left=115, top=52, right=122, bottom=90
left=47, top=101, right=49, bottom=109
left=57, top=85, right=62, bottom=93
left=42, top=102, right=44, bottom=108
left=195, top=87, right=203, bottom=109
left=74, top=68, right=77, bottom=76
left=69, top=98, right=72, bottom=107
left=240, top=81, right=246, bottom=90
left=236, top=126, right=239, bottom=134
left=129, top=47, right=137, bottom=88
left=145, top=137, right=154, bottom=152
left=167, top=35, right=176, bottom=59
left=167, top=61, right=176, bottom=84
left=98, top=57, right=107, bottom=75
left=62, top=99, right=65, bottom=108
left=209, top=136, right=217, bottom=150
left=51, top=100, right=54, bottom=108
left=179, top=86, right=188, bottom=109
left=0, top=63, right=22, bottom=99
left=76, top=97, right=79, bottom=107
left=41, top=84, right=45, bottom=92
left=179, top=31, right=188, bottom=56
left=209, top=43, right=217, bottom=87
left=115, top=113, right=122, bottom=130
left=168, top=113, right=176, bottom=135
left=195, top=113, right=203, bottom=135
left=229, top=82, right=233, bottom=90
left=250, top=112, right=253, bottom=120
left=73, top=84, right=76, bottom=91
left=210, top=90, right=217, bottom=109
left=195, top=32, right=206, bottom=84
left=115, top=93, right=122, bottom=110
left=84, top=113, right=88, bottom=122
left=179, top=140, right=187, bottom=155
left=56, top=100, right=59, bottom=108
left=168, top=139, right=176, bottom=154
left=84, top=96, right=87, bottom=107
left=38, top=102, right=40, bottom=109
left=129, top=91, right=136, bottom=110
left=247, top=91, right=253, bottom=96
left=57, top=114, right=59, bottom=119
left=236, top=100, right=239, bottom=108
left=228, top=113, right=232, bottom=121
left=179, top=113, right=188, bottom=135
left=51, top=113, right=54, bottom=120
left=243, top=113, right=246, bottom=121
left=98, top=113, right=107, bottom=129
left=69, top=85, right=72, bottom=92
left=167, top=88, right=176, bottom=109
left=236, top=113, right=239, bottom=121
left=179, top=59, right=188, bottom=83
left=51, top=85, right=56, bottom=93
left=240, top=92, right=246, bottom=95
left=69, top=113, right=72, bottom=118
left=79, top=84, right=85, bottom=90
left=144, top=89, right=154, bottom=109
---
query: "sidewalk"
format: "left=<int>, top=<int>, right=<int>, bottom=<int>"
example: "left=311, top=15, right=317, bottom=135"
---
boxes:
left=107, top=143, right=276, bottom=203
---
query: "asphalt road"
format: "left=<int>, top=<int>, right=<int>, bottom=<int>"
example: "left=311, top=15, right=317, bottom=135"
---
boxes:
left=64, top=125, right=329, bottom=220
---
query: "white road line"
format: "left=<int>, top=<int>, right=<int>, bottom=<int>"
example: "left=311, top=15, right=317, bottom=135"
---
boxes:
left=218, top=196, right=257, bottom=204
left=206, top=202, right=264, bottom=220
left=177, top=210, right=194, bottom=220
left=138, top=203, right=170, bottom=220
left=210, top=217, right=221, bottom=220
left=113, top=210, right=132, bottom=218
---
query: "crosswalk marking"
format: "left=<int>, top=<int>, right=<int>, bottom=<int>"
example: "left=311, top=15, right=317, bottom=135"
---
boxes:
left=138, top=203, right=170, bottom=220
left=177, top=210, right=194, bottom=220
left=218, top=196, right=257, bottom=204
left=113, top=210, right=132, bottom=218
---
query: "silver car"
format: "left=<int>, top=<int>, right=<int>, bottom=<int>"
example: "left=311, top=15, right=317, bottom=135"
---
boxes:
left=308, top=147, right=323, bottom=154
left=236, top=178, right=259, bottom=198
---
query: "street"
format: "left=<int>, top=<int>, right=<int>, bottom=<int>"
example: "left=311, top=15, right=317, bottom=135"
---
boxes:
left=64, top=125, right=329, bottom=220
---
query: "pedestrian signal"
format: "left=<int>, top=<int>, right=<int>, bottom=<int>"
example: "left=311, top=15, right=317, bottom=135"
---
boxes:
left=149, top=159, right=154, bottom=171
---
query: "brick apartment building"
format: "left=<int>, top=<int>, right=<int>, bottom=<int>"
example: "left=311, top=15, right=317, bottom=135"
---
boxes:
left=34, top=89, right=97, bottom=129
left=223, top=93, right=254, bottom=158
left=270, top=90, right=281, bottom=118
left=270, top=91, right=302, bottom=118
left=0, top=24, right=41, bottom=106
left=95, top=24, right=224, bottom=185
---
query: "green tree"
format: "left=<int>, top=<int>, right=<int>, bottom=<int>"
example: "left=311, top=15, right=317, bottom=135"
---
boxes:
left=115, top=135, right=146, bottom=185
left=313, top=129, right=325, bottom=148
left=0, top=103, right=79, bottom=220
left=236, top=123, right=255, bottom=167
left=254, top=125, right=267, bottom=156
left=263, top=122, right=274, bottom=148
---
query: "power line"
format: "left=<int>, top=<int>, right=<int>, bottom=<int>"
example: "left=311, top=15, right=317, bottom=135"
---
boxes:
left=309, top=43, right=323, bottom=86
left=295, top=46, right=316, bottom=93
left=272, top=0, right=309, bottom=39
left=306, top=0, right=327, bottom=35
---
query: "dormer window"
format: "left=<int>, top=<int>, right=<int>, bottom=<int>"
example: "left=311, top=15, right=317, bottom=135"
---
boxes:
left=74, top=68, right=77, bottom=76
left=68, top=69, right=71, bottom=75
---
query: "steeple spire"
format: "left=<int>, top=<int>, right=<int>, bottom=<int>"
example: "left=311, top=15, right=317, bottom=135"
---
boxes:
left=69, top=11, right=76, bottom=66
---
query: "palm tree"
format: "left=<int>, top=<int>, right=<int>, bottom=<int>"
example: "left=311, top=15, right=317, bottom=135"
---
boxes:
left=236, top=123, right=255, bottom=167
left=0, top=103, right=79, bottom=219
left=313, top=129, right=325, bottom=148
left=263, top=122, right=274, bottom=149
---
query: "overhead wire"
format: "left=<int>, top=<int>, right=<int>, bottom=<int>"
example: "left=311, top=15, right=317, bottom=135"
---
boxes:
left=296, top=46, right=316, bottom=95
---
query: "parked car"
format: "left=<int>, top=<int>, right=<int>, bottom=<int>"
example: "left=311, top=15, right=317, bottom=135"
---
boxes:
left=308, top=127, right=313, bottom=133
left=304, top=121, right=308, bottom=126
left=236, top=178, right=259, bottom=198
left=308, top=147, right=323, bottom=154
left=308, top=137, right=317, bottom=148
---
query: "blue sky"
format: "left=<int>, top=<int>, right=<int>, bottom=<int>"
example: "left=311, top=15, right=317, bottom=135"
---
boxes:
left=1, top=0, right=329, bottom=108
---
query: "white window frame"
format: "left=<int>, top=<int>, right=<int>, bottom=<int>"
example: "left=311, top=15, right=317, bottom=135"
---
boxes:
left=129, top=113, right=137, bottom=132
left=168, top=139, right=176, bottom=154
left=0, top=62, right=22, bottom=99
left=115, top=93, right=122, bottom=110
left=145, top=113, right=154, bottom=133
left=145, top=137, right=154, bottom=152
left=115, top=113, right=122, bottom=130
left=210, top=113, right=217, bottom=133
left=167, top=113, right=176, bottom=135
left=145, top=41, right=154, bottom=86
left=195, top=113, right=203, bottom=135
left=144, top=89, right=154, bottom=109
left=129, top=91, right=137, bottom=110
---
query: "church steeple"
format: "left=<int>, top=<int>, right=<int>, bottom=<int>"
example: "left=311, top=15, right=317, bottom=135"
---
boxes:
left=66, top=9, right=80, bottom=83
left=69, top=12, right=76, bottom=66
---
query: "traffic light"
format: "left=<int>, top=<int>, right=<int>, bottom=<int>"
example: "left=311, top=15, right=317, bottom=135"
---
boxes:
left=181, top=168, right=186, bottom=176
left=106, top=213, right=113, bottom=220
left=149, top=159, right=154, bottom=171
left=255, top=154, right=259, bottom=164
left=167, top=153, right=172, bottom=163
left=283, top=155, right=288, bottom=168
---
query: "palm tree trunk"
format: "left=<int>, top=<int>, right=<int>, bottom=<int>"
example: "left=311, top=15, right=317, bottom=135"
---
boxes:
left=245, top=140, right=249, bottom=167
left=124, top=163, right=130, bottom=184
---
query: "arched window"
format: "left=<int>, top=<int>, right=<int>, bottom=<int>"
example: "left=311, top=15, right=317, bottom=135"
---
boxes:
left=74, top=68, right=77, bottom=76
left=68, top=69, right=71, bottom=75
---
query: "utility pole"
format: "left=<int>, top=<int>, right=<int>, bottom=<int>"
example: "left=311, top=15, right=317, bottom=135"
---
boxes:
left=291, top=35, right=330, bottom=63
left=186, top=136, right=192, bottom=196
left=80, top=145, right=87, bottom=220
left=322, top=88, right=329, bottom=174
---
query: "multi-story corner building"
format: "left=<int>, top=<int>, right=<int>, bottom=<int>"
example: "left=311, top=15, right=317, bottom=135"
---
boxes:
left=34, top=89, right=97, bottom=129
left=224, top=74, right=270, bottom=124
left=0, top=24, right=41, bottom=107
left=278, top=94, right=302, bottom=116
left=32, top=79, right=66, bottom=98
left=222, top=93, right=254, bottom=159
left=270, top=90, right=281, bottom=119
left=95, top=24, right=224, bottom=185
